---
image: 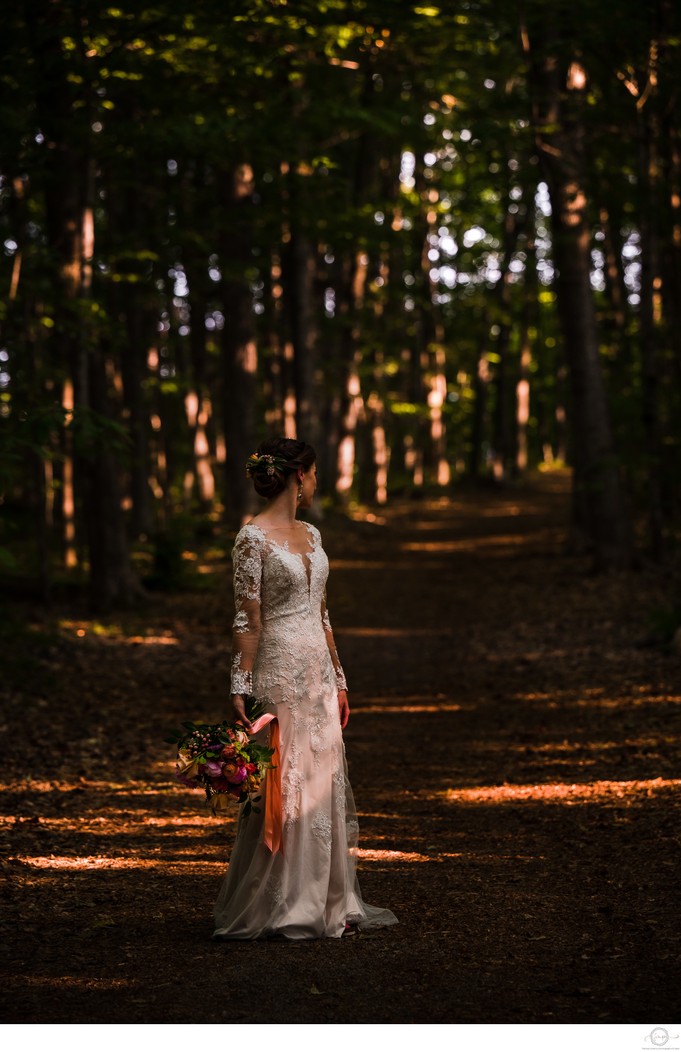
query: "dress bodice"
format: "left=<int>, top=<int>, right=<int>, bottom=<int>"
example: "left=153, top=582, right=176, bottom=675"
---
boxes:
left=229, top=520, right=346, bottom=698
left=246, top=523, right=329, bottom=623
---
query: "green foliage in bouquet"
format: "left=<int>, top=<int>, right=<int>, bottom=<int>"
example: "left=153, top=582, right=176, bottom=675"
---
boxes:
left=165, top=699, right=275, bottom=816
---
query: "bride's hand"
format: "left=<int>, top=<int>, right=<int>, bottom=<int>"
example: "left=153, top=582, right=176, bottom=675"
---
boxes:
left=230, top=694, right=254, bottom=732
left=338, top=690, right=349, bottom=730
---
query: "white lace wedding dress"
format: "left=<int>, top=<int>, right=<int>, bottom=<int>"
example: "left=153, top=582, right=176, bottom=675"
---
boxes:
left=213, top=520, right=398, bottom=940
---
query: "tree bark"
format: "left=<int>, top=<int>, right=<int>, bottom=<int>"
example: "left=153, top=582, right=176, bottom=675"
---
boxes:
left=30, top=0, right=140, bottom=607
left=220, top=164, right=258, bottom=529
left=637, top=45, right=665, bottom=560
left=524, top=16, right=633, bottom=569
left=284, top=173, right=321, bottom=452
left=491, top=187, right=525, bottom=481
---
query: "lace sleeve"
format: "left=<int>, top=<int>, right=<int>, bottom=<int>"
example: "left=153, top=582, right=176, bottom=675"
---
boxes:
left=230, top=527, right=263, bottom=696
left=321, top=589, right=347, bottom=692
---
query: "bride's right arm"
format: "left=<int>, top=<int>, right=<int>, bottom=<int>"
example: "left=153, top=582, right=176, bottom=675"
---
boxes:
left=230, top=528, right=263, bottom=729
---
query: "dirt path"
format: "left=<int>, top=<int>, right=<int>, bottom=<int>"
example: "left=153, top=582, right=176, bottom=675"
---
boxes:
left=1, top=472, right=680, bottom=1023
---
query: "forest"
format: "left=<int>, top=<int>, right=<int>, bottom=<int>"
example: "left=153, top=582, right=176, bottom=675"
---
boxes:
left=1, top=0, right=680, bottom=609
left=2, top=2, right=681, bottom=1029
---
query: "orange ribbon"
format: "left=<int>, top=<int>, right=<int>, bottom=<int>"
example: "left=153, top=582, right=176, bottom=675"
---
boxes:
left=250, top=713, right=283, bottom=855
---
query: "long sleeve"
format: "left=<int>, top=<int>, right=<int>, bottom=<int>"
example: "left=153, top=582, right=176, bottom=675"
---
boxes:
left=321, top=589, right=347, bottom=692
left=230, top=528, right=263, bottom=696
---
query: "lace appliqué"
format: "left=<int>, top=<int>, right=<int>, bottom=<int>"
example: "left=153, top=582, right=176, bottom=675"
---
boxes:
left=282, top=768, right=305, bottom=828
left=311, top=810, right=332, bottom=848
left=265, top=872, right=283, bottom=907
left=230, top=652, right=252, bottom=696
left=346, top=816, right=359, bottom=841
left=233, top=529, right=263, bottom=603
left=308, top=707, right=331, bottom=767
left=334, top=665, right=347, bottom=692
left=333, top=765, right=347, bottom=812
left=233, top=609, right=249, bottom=633
left=322, top=608, right=332, bottom=632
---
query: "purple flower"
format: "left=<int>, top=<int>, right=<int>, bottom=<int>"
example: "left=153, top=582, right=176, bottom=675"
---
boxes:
left=223, top=762, right=248, bottom=785
left=205, top=760, right=224, bottom=779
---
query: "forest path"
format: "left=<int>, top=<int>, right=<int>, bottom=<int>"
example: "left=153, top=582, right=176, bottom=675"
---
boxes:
left=1, top=471, right=680, bottom=1024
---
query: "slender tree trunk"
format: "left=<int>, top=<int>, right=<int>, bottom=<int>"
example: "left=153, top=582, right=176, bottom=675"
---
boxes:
left=516, top=204, right=537, bottom=473
left=220, top=164, right=258, bottom=528
left=53, top=370, right=78, bottom=568
left=660, top=118, right=681, bottom=534
left=524, top=16, right=633, bottom=569
left=121, top=288, right=155, bottom=537
left=31, top=2, right=140, bottom=606
left=469, top=340, right=491, bottom=479
left=491, top=190, right=524, bottom=481
left=285, top=173, right=321, bottom=451
left=637, top=70, right=665, bottom=560
left=599, top=201, right=630, bottom=367
left=664, top=123, right=681, bottom=383
left=334, top=251, right=367, bottom=503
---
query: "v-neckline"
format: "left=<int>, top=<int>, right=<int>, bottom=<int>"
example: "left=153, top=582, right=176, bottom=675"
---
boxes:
left=249, top=521, right=316, bottom=594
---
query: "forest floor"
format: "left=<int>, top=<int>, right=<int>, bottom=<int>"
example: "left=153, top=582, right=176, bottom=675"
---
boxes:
left=1, top=470, right=680, bottom=1026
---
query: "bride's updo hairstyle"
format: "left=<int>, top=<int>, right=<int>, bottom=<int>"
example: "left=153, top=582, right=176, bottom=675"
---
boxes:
left=246, top=437, right=316, bottom=500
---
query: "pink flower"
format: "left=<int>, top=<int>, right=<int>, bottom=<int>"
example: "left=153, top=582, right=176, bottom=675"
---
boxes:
left=223, top=762, right=248, bottom=785
left=221, top=744, right=236, bottom=760
left=205, top=760, right=223, bottom=779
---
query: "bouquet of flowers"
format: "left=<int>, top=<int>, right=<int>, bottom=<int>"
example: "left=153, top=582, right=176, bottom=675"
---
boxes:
left=166, top=716, right=275, bottom=816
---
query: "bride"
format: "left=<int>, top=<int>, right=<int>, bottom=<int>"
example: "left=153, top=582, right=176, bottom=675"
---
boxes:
left=213, top=437, right=398, bottom=940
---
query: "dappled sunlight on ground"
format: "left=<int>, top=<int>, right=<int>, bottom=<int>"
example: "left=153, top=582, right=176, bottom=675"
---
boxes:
left=444, top=777, right=680, bottom=805
left=356, top=848, right=431, bottom=863
left=475, top=735, right=679, bottom=754
left=2, top=474, right=680, bottom=1023
left=352, top=701, right=465, bottom=714
left=57, top=620, right=181, bottom=645
left=12, top=976, right=136, bottom=989
left=0, top=779, right=183, bottom=795
left=338, top=626, right=437, bottom=636
left=2, top=814, right=222, bottom=832
left=327, top=558, right=395, bottom=570
left=400, top=535, right=535, bottom=553
left=514, top=688, right=681, bottom=709
left=13, top=855, right=227, bottom=871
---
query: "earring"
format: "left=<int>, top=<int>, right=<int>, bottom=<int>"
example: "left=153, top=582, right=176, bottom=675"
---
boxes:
left=297, top=484, right=303, bottom=502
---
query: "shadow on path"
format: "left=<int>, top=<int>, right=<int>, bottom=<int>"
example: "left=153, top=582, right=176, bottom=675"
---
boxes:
left=1, top=473, right=679, bottom=1023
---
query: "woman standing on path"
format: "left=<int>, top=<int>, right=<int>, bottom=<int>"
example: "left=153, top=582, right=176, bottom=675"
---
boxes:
left=213, top=436, right=398, bottom=940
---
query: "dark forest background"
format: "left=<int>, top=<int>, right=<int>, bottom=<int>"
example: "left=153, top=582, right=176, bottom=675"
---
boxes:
left=2, top=0, right=681, bottom=610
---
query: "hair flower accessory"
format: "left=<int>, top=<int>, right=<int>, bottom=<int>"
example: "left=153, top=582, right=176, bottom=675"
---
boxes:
left=245, top=452, right=289, bottom=479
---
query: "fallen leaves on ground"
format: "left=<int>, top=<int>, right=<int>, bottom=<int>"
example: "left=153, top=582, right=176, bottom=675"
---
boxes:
left=1, top=473, right=680, bottom=1023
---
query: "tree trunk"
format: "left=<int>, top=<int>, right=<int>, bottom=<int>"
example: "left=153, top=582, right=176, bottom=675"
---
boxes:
left=491, top=189, right=525, bottom=481
left=334, top=251, right=367, bottom=504
left=285, top=175, right=321, bottom=452
left=515, top=203, right=537, bottom=474
left=31, top=2, right=140, bottom=606
left=469, top=341, right=491, bottom=479
left=220, top=164, right=258, bottom=529
left=121, top=288, right=155, bottom=537
left=637, top=70, right=664, bottom=560
left=524, top=16, right=633, bottom=569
